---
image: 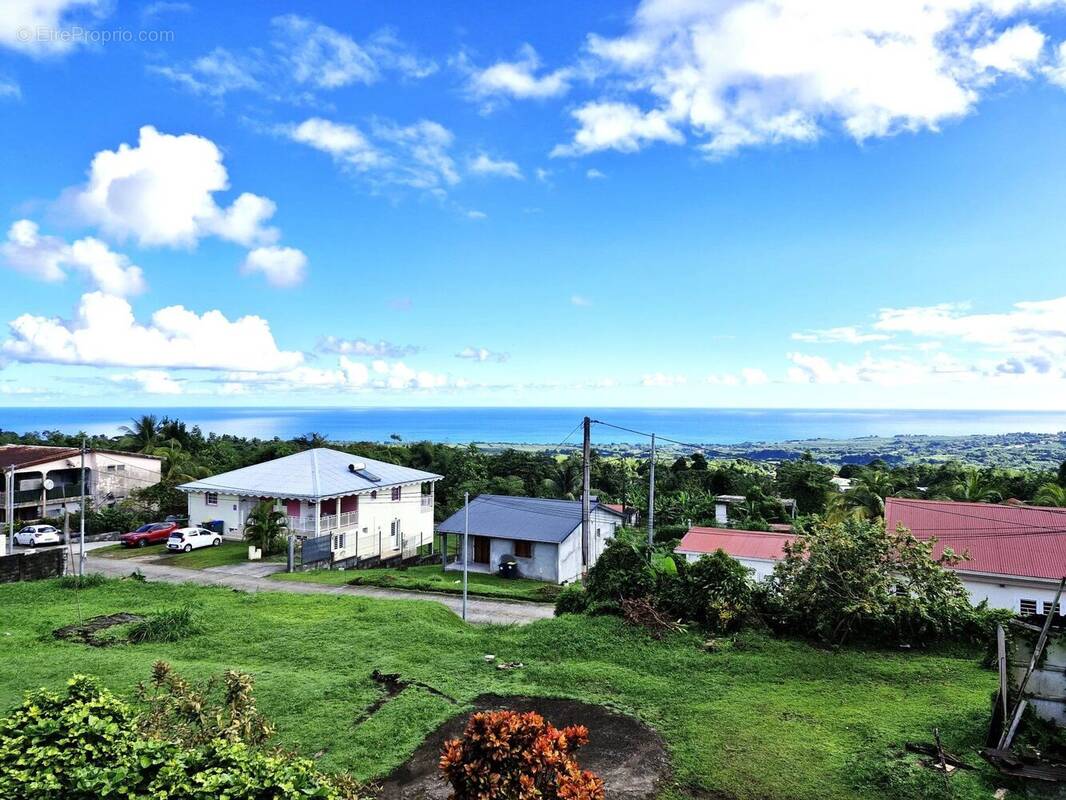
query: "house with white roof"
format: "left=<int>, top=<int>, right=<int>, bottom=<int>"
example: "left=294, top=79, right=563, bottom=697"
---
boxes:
left=179, top=448, right=441, bottom=566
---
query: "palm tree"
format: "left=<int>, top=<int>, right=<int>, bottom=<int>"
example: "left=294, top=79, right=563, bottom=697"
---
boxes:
left=153, top=441, right=209, bottom=484
left=119, top=414, right=160, bottom=453
left=950, top=470, right=1002, bottom=503
left=1035, top=482, right=1066, bottom=507
left=844, top=471, right=897, bottom=519
left=295, top=432, right=329, bottom=450
left=244, top=500, right=288, bottom=556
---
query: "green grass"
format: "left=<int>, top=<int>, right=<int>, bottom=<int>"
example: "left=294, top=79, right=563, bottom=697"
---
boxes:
left=0, top=577, right=1003, bottom=800
left=95, top=540, right=283, bottom=570
left=273, top=563, right=560, bottom=603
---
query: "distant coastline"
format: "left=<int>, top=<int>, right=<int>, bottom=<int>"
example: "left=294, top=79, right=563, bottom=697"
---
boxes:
left=2, top=406, right=1066, bottom=469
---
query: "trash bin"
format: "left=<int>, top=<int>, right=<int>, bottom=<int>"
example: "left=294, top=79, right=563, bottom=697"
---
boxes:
left=204, top=519, right=224, bottom=534
left=499, top=557, right=518, bottom=579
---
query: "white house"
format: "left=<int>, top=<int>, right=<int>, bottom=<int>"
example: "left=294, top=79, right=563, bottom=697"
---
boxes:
left=675, top=527, right=796, bottom=581
left=885, top=497, right=1066, bottom=615
left=436, top=495, right=625, bottom=584
left=0, top=444, right=161, bottom=522
left=675, top=499, right=1066, bottom=616
left=178, top=448, right=441, bottom=565
left=713, top=494, right=797, bottom=525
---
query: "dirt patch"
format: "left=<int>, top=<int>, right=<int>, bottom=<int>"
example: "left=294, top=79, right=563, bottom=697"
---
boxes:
left=53, top=612, right=144, bottom=647
left=377, top=695, right=670, bottom=800
left=354, top=670, right=457, bottom=725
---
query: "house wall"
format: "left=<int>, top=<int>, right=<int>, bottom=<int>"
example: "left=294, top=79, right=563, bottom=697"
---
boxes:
left=959, top=573, right=1064, bottom=614
left=679, top=550, right=778, bottom=581
left=487, top=536, right=559, bottom=582
left=187, top=491, right=242, bottom=532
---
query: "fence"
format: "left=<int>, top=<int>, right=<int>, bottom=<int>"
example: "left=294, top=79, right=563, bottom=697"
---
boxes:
left=0, top=548, right=65, bottom=584
left=287, top=511, right=359, bottom=535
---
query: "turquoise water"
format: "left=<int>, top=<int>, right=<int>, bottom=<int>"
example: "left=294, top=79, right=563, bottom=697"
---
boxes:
left=2, top=407, right=1065, bottom=444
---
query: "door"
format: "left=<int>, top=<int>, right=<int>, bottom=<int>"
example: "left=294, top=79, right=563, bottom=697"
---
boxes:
left=472, top=536, right=490, bottom=564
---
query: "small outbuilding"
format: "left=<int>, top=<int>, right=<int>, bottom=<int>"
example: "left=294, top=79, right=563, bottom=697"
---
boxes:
left=436, top=495, right=624, bottom=584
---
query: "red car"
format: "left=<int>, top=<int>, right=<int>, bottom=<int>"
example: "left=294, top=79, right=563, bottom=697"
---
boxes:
left=120, top=522, right=179, bottom=548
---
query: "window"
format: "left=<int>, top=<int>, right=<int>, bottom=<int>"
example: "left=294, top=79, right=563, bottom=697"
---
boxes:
left=391, top=486, right=402, bottom=501
left=333, top=533, right=346, bottom=551
left=514, top=540, right=532, bottom=559
left=1020, top=598, right=1037, bottom=615
left=1044, top=601, right=1061, bottom=616
left=205, top=492, right=218, bottom=506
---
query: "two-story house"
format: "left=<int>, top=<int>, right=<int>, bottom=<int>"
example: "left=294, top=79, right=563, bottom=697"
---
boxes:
left=178, top=447, right=441, bottom=565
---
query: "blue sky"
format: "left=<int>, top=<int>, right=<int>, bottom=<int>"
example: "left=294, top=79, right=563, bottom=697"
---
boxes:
left=2, top=0, right=1066, bottom=409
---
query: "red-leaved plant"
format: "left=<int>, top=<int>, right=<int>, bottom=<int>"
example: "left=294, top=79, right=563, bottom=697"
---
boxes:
left=439, top=709, right=605, bottom=800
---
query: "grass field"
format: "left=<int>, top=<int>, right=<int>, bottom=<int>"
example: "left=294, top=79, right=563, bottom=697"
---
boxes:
left=0, top=578, right=1004, bottom=800
left=273, top=563, right=559, bottom=602
left=94, top=540, right=284, bottom=569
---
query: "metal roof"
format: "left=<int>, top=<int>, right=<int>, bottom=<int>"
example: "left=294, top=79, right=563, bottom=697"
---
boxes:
left=0, top=445, right=160, bottom=470
left=178, top=448, right=441, bottom=501
left=436, top=495, right=618, bottom=544
left=675, top=527, right=797, bottom=561
left=886, top=497, right=1066, bottom=582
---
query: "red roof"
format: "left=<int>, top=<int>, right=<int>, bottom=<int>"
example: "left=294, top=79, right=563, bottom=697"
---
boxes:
left=0, top=445, right=80, bottom=470
left=676, top=527, right=797, bottom=561
left=885, top=497, right=1066, bottom=581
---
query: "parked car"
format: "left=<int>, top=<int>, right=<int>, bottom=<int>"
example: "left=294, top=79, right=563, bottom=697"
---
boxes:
left=120, top=522, right=178, bottom=548
left=166, top=527, right=222, bottom=553
left=14, top=525, right=62, bottom=547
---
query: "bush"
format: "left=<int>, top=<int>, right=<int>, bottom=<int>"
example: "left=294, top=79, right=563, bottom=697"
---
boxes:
left=0, top=670, right=362, bottom=800
left=762, top=517, right=983, bottom=646
left=128, top=607, right=199, bottom=644
left=56, top=573, right=107, bottom=590
left=440, top=709, right=604, bottom=800
left=554, top=583, right=590, bottom=616
left=585, top=533, right=657, bottom=605
left=657, top=551, right=754, bottom=634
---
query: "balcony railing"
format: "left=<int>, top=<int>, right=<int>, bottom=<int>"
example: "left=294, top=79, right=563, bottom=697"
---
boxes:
left=287, top=511, right=359, bottom=535
left=421, top=495, right=433, bottom=510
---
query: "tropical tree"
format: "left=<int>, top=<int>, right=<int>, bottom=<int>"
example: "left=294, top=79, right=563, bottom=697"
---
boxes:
left=243, top=500, right=288, bottom=556
left=844, top=471, right=898, bottom=519
left=119, top=414, right=160, bottom=453
left=1035, top=482, right=1066, bottom=507
left=295, top=432, right=330, bottom=450
left=153, top=441, right=209, bottom=484
left=950, top=470, right=1002, bottom=503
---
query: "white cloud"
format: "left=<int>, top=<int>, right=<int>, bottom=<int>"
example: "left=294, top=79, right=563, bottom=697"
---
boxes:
left=550, top=0, right=1066, bottom=157
left=791, top=325, right=891, bottom=344
left=3, top=291, right=304, bottom=371
left=1, top=0, right=104, bottom=55
left=148, top=48, right=263, bottom=98
left=570, top=294, right=591, bottom=307
left=2, top=220, right=147, bottom=296
left=741, top=367, right=769, bottom=385
left=272, top=15, right=436, bottom=88
left=456, top=346, right=509, bottom=363
left=707, top=367, right=769, bottom=385
left=551, top=101, right=683, bottom=157
left=288, top=116, right=459, bottom=193
left=642, top=372, right=687, bottom=387
left=586, top=168, right=606, bottom=179
left=111, top=369, right=183, bottom=395
left=241, top=245, right=308, bottom=287
left=230, top=356, right=454, bottom=393
left=1046, top=42, right=1066, bottom=86
left=466, top=44, right=573, bottom=105
left=972, top=24, right=1046, bottom=77
left=317, top=336, right=420, bottom=358
left=0, top=75, right=20, bottom=99
left=69, top=126, right=281, bottom=249
left=469, top=153, right=523, bottom=179
left=465, top=209, right=487, bottom=220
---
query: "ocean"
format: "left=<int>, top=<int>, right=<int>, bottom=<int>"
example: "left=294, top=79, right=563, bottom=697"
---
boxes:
left=2, top=407, right=1066, bottom=445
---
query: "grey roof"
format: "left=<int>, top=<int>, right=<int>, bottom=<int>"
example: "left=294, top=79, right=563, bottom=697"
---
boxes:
left=436, top=495, right=620, bottom=544
left=178, top=448, right=441, bottom=501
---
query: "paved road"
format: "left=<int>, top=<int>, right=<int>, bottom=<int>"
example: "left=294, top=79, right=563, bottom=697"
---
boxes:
left=84, top=555, right=555, bottom=626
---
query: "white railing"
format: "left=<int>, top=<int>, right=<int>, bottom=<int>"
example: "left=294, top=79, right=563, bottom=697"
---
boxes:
left=287, top=511, right=359, bottom=535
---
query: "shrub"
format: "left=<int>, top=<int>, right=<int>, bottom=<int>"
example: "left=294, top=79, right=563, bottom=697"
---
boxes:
left=128, top=607, right=199, bottom=644
left=440, top=709, right=604, bottom=800
left=0, top=670, right=362, bottom=800
left=56, top=572, right=107, bottom=590
left=584, top=532, right=657, bottom=606
left=762, top=517, right=982, bottom=646
left=554, top=583, right=590, bottom=616
left=657, top=551, right=754, bottom=634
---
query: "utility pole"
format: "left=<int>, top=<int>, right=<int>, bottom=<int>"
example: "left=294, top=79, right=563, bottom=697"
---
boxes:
left=581, top=416, right=591, bottom=574
left=647, top=433, right=656, bottom=547
left=462, top=491, right=469, bottom=622
left=6, top=465, right=13, bottom=555
left=78, top=438, right=86, bottom=576
left=621, top=466, right=628, bottom=529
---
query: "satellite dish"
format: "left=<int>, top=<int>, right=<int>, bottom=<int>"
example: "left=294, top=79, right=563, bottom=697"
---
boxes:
left=43, top=479, right=54, bottom=490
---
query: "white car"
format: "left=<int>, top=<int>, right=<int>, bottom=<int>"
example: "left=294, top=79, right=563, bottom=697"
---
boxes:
left=14, top=525, right=62, bottom=547
left=166, top=527, right=222, bottom=553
